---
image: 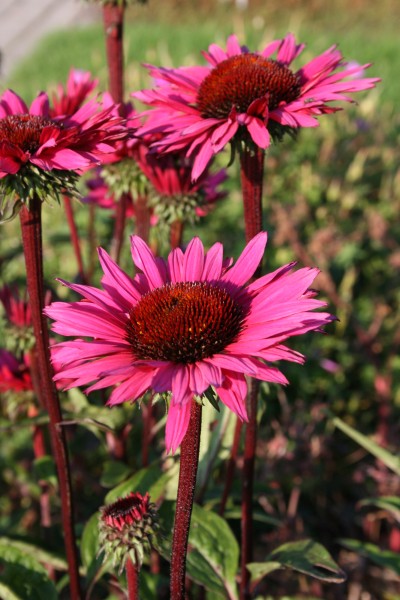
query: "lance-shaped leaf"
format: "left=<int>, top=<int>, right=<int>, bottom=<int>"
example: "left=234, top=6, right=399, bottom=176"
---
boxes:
left=247, top=539, right=346, bottom=586
left=339, top=539, right=400, bottom=575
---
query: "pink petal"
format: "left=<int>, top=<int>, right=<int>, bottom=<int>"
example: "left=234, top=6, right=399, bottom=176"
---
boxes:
left=215, top=371, right=248, bottom=421
left=130, top=236, right=166, bottom=289
left=107, top=369, right=154, bottom=405
left=201, top=242, right=224, bottom=281
left=165, top=398, right=193, bottom=453
left=98, top=247, right=142, bottom=309
left=222, top=232, right=267, bottom=288
left=183, top=237, right=204, bottom=280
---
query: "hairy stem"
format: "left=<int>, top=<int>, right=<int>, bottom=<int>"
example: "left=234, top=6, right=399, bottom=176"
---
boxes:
left=126, top=558, right=139, bottom=599
left=103, top=2, right=127, bottom=262
left=20, top=197, right=81, bottom=599
left=239, top=146, right=265, bottom=600
left=170, top=401, right=202, bottom=600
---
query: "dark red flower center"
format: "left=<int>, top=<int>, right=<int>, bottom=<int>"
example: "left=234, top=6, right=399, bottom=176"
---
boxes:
left=126, top=281, right=244, bottom=364
left=0, top=114, right=60, bottom=154
left=102, top=492, right=150, bottom=531
left=197, top=54, right=301, bottom=119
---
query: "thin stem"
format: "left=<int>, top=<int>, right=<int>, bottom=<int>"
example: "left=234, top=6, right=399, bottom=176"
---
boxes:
left=103, top=2, right=127, bottom=262
left=102, top=2, right=125, bottom=105
left=170, top=219, right=184, bottom=250
left=134, top=195, right=151, bottom=243
left=63, top=196, right=87, bottom=283
left=19, top=197, right=81, bottom=599
left=110, top=193, right=128, bottom=263
left=240, top=379, right=259, bottom=600
left=239, top=146, right=265, bottom=600
left=126, top=558, right=139, bottom=600
left=170, top=401, right=202, bottom=600
left=87, top=204, right=96, bottom=282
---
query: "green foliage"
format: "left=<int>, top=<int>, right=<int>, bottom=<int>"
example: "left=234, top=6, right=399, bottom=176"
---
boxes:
left=0, top=541, right=58, bottom=600
left=339, top=539, right=400, bottom=575
left=332, top=416, right=400, bottom=475
left=248, top=539, right=346, bottom=585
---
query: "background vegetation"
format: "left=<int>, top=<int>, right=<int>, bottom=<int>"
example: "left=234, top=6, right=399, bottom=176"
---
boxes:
left=1, top=0, right=399, bottom=598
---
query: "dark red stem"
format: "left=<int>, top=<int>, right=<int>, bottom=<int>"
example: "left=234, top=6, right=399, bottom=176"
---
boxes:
left=218, top=418, right=243, bottom=516
left=141, top=402, right=154, bottom=467
left=239, top=147, right=265, bottom=600
left=102, top=2, right=125, bottom=105
left=103, top=2, right=127, bottom=262
left=110, top=193, right=128, bottom=262
left=126, top=558, right=139, bottom=599
left=63, top=196, right=87, bottom=283
left=135, top=195, right=151, bottom=243
left=240, top=379, right=260, bottom=599
left=170, top=219, right=184, bottom=250
left=19, top=197, right=82, bottom=599
left=170, top=401, right=202, bottom=600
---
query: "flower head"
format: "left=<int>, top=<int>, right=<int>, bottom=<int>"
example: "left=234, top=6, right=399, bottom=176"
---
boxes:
left=46, top=233, right=333, bottom=452
left=0, top=349, right=33, bottom=393
left=135, top=144, right=227, bottom=225
left=0, top=89, right=127, bottom=217
left=134, top=33, right=380, bottom=179
left=98, top=492, right=158, bottom=572
left=50, top=69, right=98, bottom=118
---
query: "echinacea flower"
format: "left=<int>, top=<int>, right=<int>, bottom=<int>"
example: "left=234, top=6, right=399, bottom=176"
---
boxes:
left=134, top=33, right=380, bottom=179
left=84, top=170, right=136, bottom=217
left=98, top=492, right=158, bottom=573
left=0, top=349, right=32, bottom=393
left=50, top=68, right=98, bottom=118
left=135, top=143, right=227, bottom=224
left=0, top=89, right=127, bottom=216
left=0, top=284, right=31, bottom=328
left=45, top=233, right=333, bottom=452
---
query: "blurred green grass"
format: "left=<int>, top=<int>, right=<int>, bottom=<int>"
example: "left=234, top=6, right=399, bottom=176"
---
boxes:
left=2, top=0, right=397, bottom=106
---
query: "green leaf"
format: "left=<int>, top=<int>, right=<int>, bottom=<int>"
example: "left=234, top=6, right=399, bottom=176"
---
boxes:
left=105, top=464, right=170, bottom=504
left=186, top=504, right=239, bottom=599
left=339, top=539, right=400, bottom=575
left=155, top=503, right=239, bottom=599
left=0, top=541, right=58, bottom=599
left=0, top=538, right=67, bottom=571
left=359, top=496, right=400, bottom=523
left=80, top=513, right=100, bottom=571
left=331, top=416, right=400, bottom=476
left=100, top=460, right=133, bottom=488
left=248, top=539, right=346, bottom=585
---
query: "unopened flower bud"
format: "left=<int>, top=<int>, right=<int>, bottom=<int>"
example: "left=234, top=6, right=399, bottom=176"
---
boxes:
left=98, top=492, right=158, bottom=574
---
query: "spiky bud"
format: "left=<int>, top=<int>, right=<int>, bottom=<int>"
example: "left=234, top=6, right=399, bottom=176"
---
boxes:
left=98, top=492, right=158, bottom=574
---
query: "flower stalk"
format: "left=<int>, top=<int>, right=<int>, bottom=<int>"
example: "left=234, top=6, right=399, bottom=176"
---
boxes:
left=239, top=145, right=265, bottom=599
left=126, top=558, right=139, bottom=599
left=103, top=1, right=127, bottom=260
left=19, top=196, right=81, bottom=599
left=170, top=400, right=202, bottom=600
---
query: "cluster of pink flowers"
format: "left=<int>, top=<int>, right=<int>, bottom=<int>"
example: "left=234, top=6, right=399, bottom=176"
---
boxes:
left=1, top=32, right=379, bottom=454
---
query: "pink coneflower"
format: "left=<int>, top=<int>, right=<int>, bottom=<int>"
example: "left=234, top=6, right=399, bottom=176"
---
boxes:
left=50, top=68, right=98, bottom=118
left=135, top=143, right=227, bottom=220
left=45, top=233, right=333, bottom=452
left=0, top=89, right=126, bottom=179
left=134, top=33, right=380, bottom=179
left=0, top=349, right=32, bottom=393
left=84, top=170, right=136, bottom=217
left=0, top=284, right=31, bottom=328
